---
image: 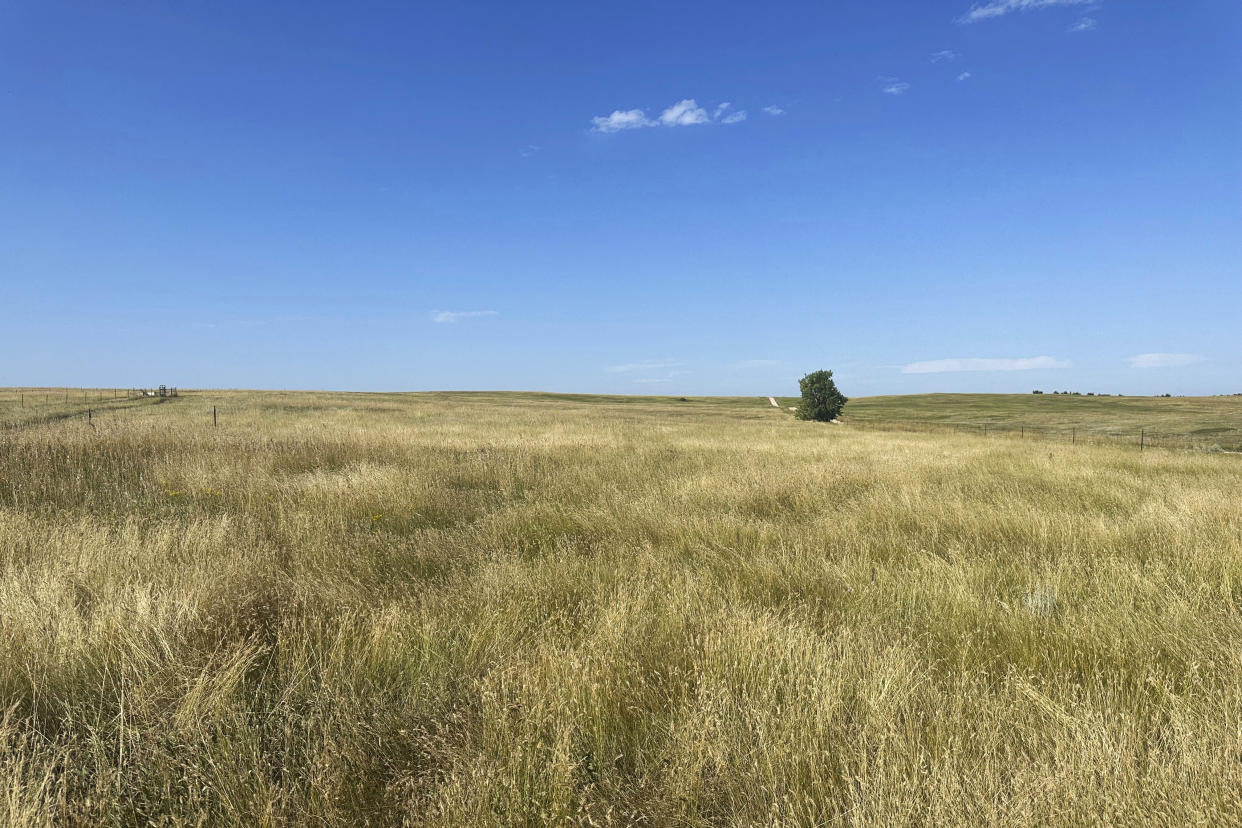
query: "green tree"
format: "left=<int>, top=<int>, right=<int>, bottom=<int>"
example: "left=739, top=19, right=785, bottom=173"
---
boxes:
left=795, top=369, right=848, bottom=422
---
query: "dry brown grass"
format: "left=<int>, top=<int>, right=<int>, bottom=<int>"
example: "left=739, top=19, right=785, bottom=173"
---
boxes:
left=1, top=390, right=1240, bottom=825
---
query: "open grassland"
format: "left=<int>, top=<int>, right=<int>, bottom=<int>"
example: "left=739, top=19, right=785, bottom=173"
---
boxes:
left=1, top=390, right=1241, bottom=825
left=826, top=392, right=1242, bottom=450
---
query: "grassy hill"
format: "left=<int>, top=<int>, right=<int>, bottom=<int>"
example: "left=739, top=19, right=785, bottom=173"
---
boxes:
left=0, top=389, right=1240, bottom=823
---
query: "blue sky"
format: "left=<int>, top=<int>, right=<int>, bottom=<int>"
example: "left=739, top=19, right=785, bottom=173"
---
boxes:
left=2, top=0, right=1238, bottom=396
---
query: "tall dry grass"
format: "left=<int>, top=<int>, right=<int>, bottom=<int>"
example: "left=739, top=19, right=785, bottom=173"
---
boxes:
left=1, top=391, right=1240, bottom=825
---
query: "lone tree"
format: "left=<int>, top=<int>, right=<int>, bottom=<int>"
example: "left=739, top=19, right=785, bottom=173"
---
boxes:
left=795, top=369, right=848, bottom=422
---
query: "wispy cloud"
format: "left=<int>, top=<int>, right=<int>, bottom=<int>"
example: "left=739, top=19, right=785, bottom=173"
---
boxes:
left=958, top=0, right=1094, bottom=24
left=606, top=359, right=685, bottom=374
left=930, top=49, right=959, bottom=62
left=1127, top=353, right=1204, bottom=369
left=957, top=71, right=973, bottom=81
left=902, top=356, right=1070, bottom=374
left=732, top=359, right=783, bottom=369
left=762, top=105, right=786, bottom=116
left=191, top=314, right=312, bottom=330
left=432, top=310, right=499, bottom=324
left=519, top=144, right=540, bottom=157
left=1069, top=16, right=1097, bottom=31
left=592, top=99, right=750, bottom=133
left=714, top=102, right=748, bottom=123
left=881, top=79, right=911, bottom=95
left=606, top=359, right=690, bottom=384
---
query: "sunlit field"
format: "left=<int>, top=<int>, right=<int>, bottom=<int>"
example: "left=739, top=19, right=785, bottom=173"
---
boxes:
left=2, top=390, right=1240, bottom=825
left=777, top=391, right=1242, bottom=451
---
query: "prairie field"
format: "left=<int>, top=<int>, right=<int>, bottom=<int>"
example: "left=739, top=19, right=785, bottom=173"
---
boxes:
left=1, top=390, right=1241, bottom=826
left=777, top=392, right=1242, bottom=450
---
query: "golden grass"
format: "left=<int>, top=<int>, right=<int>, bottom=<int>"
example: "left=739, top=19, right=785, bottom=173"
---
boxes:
left=1, top=390, right=1240, bottom=825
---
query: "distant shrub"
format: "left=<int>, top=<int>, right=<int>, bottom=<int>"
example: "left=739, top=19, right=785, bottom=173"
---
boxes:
left=1032, top=390, right=1043, bottom=394
left=795, top=370, right=848, bottom=422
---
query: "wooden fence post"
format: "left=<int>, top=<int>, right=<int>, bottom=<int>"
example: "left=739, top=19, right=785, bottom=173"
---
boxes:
left=1140, top=429, right=1145, bottom=452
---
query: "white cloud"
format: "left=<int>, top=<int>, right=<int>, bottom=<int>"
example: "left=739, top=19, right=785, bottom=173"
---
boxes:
left=930, top=50, right=959, bottom=62
left=519, top=144, right=540, bottom=157
left=901, top=356, right=1070, bottom=374
left=958, top=0, right=1094, bottom=24
left=432, top=310, right=499, bottom=324
left=659, top=99, right=710, bottom=127
left=957, top=71, right=973, bottom=81
left=1069, top=16, right=1097, bottom=31
left=593, top=99, right=751, bottom=133
left=591, top=109, right=653, bottom=133
left=1127, top=353, right=1204, bottom=369
left=882, top=81, right=911, bottom=95
left=762, top=105, right=785, bottom=116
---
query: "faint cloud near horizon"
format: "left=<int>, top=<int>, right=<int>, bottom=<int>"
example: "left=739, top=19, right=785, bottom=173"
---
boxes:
left=1127, top=353, right=1204, bottom=369
left=606, top=359, right=685, bottom=374
left=432, top=310, right=499, bottom=324
left=957, top=0, right=1094, bottom=24
left=902, top=356, right=1070, bottom=374
left=606, top=358, right=689, bottom=384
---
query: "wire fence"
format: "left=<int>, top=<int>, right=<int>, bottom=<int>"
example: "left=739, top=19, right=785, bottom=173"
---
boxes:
left=0, top=388, right=181, bottom=432
left=847, top=418, right=1242, bottom=453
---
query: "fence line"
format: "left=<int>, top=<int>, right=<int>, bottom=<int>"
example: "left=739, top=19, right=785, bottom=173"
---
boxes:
left=846, top=418, right=1241, bottom=453
left=0, top=390, right=183, bottom=432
